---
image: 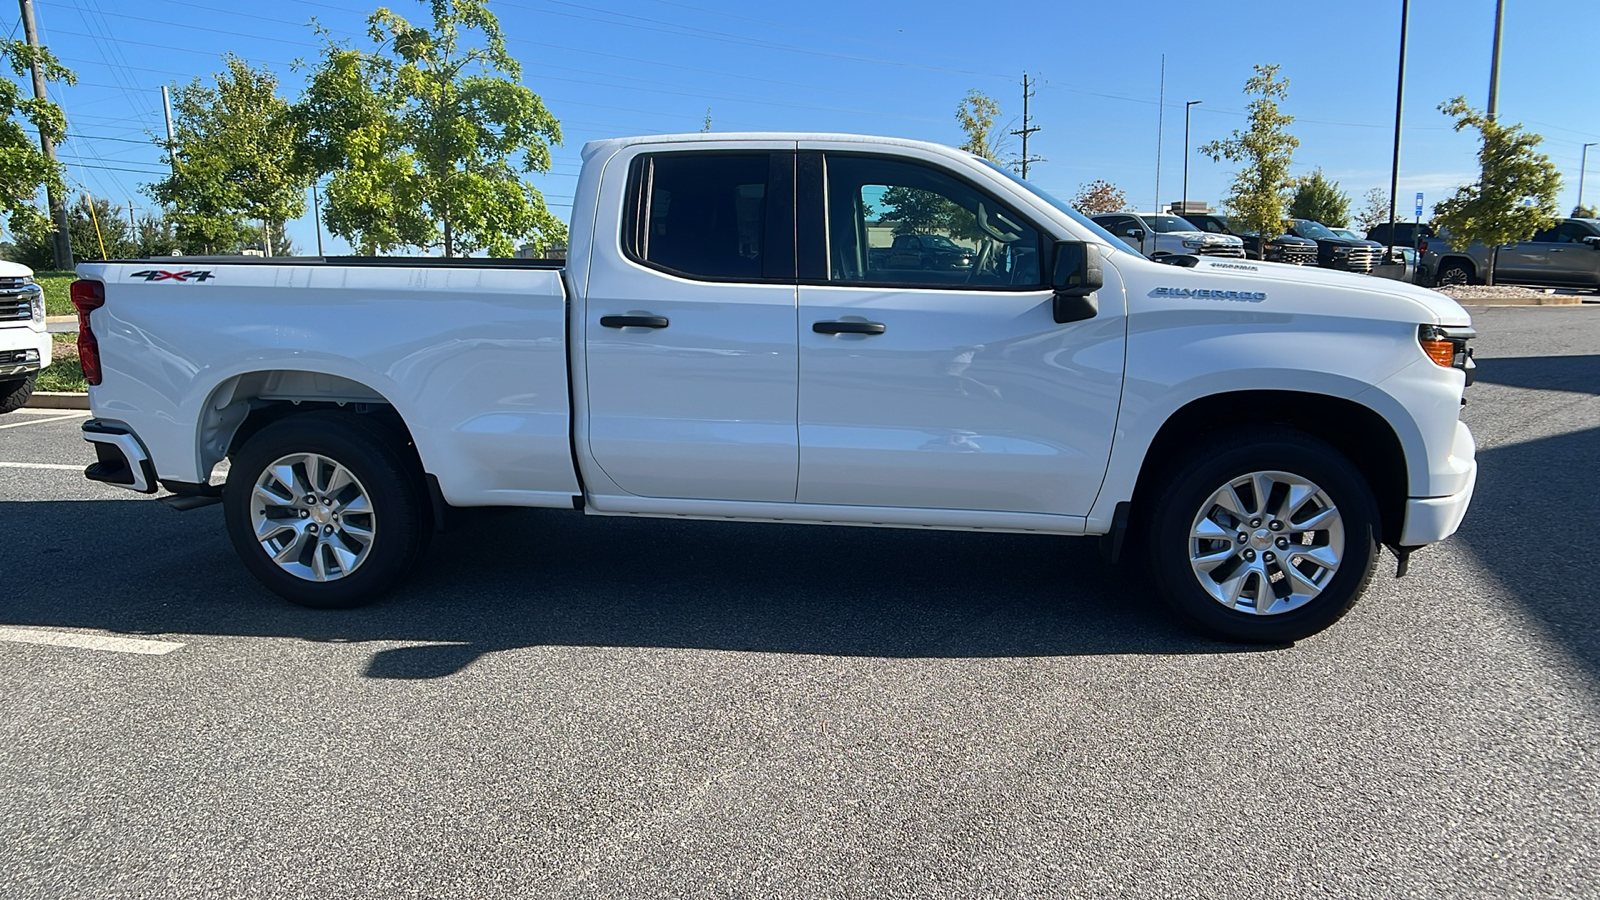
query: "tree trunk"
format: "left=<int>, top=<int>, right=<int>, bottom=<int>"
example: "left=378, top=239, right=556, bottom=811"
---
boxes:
left=262, top=221, right=272, bottom=258
left=443, top=215, right=454, bottom=258
left=1486, top=245, right=1498, bottom=286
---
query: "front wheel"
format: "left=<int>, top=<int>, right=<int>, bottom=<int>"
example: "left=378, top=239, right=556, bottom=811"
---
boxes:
left=1145, top=428, right=1380, bottom=643
left=223, top=411, right=430, bottom=608
left=0, top=373, right=36, bottom=414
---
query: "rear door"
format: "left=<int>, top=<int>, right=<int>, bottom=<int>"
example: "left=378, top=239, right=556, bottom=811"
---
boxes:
left=1542, top=221, right=1600, bottom=286
left=581, top=144, right=800, bottom=502
left=794, top=149, right=1125, bottom=516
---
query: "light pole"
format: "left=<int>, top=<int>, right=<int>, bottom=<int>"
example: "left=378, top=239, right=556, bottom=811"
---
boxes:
left=1580, top=143, right=1597, bottom=214
left=1182, top=100, right=1202, bottom=212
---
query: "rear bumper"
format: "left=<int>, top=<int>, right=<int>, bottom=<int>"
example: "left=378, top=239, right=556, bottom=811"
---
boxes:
left=82, top=419, right=157, bottom=494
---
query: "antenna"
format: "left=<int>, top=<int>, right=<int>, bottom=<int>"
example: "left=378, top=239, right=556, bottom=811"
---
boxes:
left=1010, top=72, right=1045, bottom=178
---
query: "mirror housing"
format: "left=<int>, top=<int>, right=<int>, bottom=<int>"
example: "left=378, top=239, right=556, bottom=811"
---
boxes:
left=1051, top=241, right=1103, bottom=324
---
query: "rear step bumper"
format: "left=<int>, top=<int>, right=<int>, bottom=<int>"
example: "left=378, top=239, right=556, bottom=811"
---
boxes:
left=82, top=419, right=157, bottom=494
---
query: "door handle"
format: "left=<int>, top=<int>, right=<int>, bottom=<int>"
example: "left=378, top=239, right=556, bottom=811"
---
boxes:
left=813, top=321, right=886, bottom=335
left=600, top=315, right=669, bottom=329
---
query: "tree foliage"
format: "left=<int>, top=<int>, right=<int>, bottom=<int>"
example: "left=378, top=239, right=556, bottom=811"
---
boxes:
left=877, top=186, right=978, bottom=240
left=1289, top=169, right=1350, bottom=226
left=0, top=39, right=74, bottom=241
left=1352, top=187, right=1392, bottom=233
left=1431, top=96, right=1561, bottom=285
left=1071, top=179, right=1129, bottom=215
left=296, top=0, right=564, bottom=257
left=955, top=90, right=1005, bottom=163
left=148, top=55, right=305, bottom=255
left=1201, top=64, right=1298, bottom=241
left=1573, top=203, right=1596, bottom=218
left=10, top=194, right=136, bottom=267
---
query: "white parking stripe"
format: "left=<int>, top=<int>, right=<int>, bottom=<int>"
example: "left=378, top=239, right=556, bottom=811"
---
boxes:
left=0, top=627, right=185, bottom=655
left=0, top=413, right=86, bottom=430
left=0, top=461, right=84, bottom=471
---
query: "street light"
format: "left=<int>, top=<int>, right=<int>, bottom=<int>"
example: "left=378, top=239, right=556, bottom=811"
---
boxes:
left=1182, top=100, right=1202, bottom=212
left=1580, top=143, right=1598, bottom=214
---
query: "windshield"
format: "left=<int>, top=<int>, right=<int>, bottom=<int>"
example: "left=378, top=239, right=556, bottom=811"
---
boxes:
left=1330, top=228, right=1361, bottom=240
left=977, top=159, right=1141, bottom=256
left=1292, top=219, right=1338, bottom=240
left=1144, top=215, right=1200, bottom=233
left=921, top=235, right=960, bottom=250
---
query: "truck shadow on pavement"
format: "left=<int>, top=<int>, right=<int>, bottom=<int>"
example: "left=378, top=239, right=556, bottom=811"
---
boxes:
left=1469, top=353, right=1600, bottom=396
left=1, top=498, right=1237, bottom=677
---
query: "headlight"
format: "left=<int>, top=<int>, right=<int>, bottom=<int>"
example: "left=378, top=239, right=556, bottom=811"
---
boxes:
left=29, top=287, right=44, bottom=326
left=1333, top=247, right=1350, bottom=256
left=1182, top=238, right=1204, bottom=249
left=1264, top=242, right=1280, bottom=251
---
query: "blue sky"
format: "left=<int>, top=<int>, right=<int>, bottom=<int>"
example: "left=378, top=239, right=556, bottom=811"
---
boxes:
left=13, top=0, right=1600, bottom=255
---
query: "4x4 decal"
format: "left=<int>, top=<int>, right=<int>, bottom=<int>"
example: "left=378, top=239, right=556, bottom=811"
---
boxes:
left=129, top=270, right=215, bottom=282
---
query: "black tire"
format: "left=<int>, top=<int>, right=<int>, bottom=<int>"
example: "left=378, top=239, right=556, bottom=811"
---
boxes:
left=0, top=373, right=36, bottom=414
left=223, top=410, right=430, bottom=609
left=1145, top=427, right=1381, bottom=643
left=1435, top=259, right=1476, bottom=287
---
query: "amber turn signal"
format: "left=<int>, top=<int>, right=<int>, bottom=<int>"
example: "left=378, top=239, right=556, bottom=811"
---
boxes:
left=1420, top=338, right=1455, bottom=367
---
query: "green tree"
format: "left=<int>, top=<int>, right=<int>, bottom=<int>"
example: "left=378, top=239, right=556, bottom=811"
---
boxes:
left=1353, top=187, right=1392, bottom=233
left=1201, top=64, right=1299, bottom=242
left=1432, top=96, right=1561, bottom=286
left=0, top=39, right=74, bottom=242
left=296, top=0, right=564, bottom=256
left=1289, top=169, right=1350, bottom=226
left=148, top=55, right=305, bottom=256
left=955, top=90, right=1005, bottom=163
left=1071, top=179, right=1128, bottom=215
left=1574, top=203, right=1596, bottom=218
left=135, top=212, right=181, bottom=258
left=12, top=194, right=137, bottom=267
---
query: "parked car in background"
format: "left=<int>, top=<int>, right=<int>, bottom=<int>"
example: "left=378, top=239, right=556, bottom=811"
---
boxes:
left=885, top=233, right=976, bottom=270
left=1419, top=218, right=1600, bottom=290
left=1287, top=219, right=1386, bottom=274
left=1367, top=221, right=1437, bottom=248
left=1179, top=212, right=1319, bottom=265
left=0, top=261, right=49, bottom=414
left=1089, top=212, right=1246, bottom=259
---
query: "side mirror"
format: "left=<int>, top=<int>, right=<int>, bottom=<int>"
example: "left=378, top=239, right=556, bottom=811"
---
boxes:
left=1051, top=241, right=1103, bottom=324
left=1129, top=228, right=1147, bottom=243
left=1584, top=235, right=1600, bottom=249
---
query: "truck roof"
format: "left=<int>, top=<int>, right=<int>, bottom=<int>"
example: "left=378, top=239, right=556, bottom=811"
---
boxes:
left=581, top=132, right=978, bottom=161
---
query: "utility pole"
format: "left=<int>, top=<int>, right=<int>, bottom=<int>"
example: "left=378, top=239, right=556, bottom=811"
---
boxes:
left=1182, top=100, right=1201, bottom=212
left=1009, top=72, right=1043, bottom=178
left=1487, top=0, right=1505, bottom=120
left=1386, top=0, right=1410, bottom=263
left=1579, top=143, right=1596, bottom=214
left=18, top=0, right=72, bottom=270
left=312, top=182, right=325, bottom=257
left=1154, top=55, right=1165, bottom=213
left=127, top=199, right=135, bottom=229
left=161, top=85, right=177, bottom=172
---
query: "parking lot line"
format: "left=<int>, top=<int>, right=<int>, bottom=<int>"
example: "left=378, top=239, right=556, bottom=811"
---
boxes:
left=0, top=461, right=84, bottom=471
left=0, top=627, right=185, bottom=655
left=0, top=412, right=88, bottom=430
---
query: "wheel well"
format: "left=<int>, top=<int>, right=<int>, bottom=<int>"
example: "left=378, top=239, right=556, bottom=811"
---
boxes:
left=199, top=371, right=421, bottom=484
left=1130, top=391, right=1408, bottom=545
left=1436, top=255, right=1477, bottom=277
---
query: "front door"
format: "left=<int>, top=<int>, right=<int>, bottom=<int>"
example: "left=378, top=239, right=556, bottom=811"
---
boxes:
left=583, top=146, right=800, bottom=503
left=795, top=151, right=1126, bottom=516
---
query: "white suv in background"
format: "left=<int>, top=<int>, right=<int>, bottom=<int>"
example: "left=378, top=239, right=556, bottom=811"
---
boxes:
left=1091, top=212, right=1247, bottom=260
left=0, top=260, right=49, bottom=414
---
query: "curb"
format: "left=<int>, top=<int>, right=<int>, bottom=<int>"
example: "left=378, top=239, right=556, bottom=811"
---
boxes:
left=24, top=391, right=89, bottom=410
left=1453, top=297, right=1586, bottom=307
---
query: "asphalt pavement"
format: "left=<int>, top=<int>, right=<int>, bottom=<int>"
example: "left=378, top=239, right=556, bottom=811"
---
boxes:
left=1, top=305, right=1597, bottom=899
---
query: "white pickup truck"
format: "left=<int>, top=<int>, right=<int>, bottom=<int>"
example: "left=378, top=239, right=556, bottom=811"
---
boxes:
left=70, top=133, right=1478, bottom=642
left=0, top=261, right=50, bottom=414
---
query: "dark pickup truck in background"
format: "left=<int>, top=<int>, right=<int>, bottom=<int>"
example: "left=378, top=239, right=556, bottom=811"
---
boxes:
left=1179, top=212, right=1319, bottom=266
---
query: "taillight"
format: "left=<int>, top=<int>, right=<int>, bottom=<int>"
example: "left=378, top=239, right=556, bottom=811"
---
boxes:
left=70, top=279, right=105, bottom=386
left=1418, top=239, right=1430, bottom=255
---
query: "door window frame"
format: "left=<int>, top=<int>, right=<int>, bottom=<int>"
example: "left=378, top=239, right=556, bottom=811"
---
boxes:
left=621, top=150, right=798, bottom=285
left=801, top=151, right=1052, bottom=292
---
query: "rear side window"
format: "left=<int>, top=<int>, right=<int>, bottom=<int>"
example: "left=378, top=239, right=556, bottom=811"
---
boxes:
left=623, top=152, right=793, bottom=281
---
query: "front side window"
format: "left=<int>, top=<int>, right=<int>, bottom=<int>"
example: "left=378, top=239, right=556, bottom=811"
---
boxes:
left=824, top=155, right=1042, bottom=289
left=624, top=152, right=790, bottom=281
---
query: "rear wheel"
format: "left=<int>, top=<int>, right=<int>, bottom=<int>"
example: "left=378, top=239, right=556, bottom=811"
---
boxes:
left=1145, top=428, right=1380, bottom=643
left=0, top=373, right=36, bottom=414
left=1435, top=260, right=1476, bottom=287
left=223, top=411, right=429, bottom=608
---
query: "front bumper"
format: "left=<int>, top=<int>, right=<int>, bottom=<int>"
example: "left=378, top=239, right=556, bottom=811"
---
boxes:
left=1, top=328, right=51, bottom=378
left=1398, top=421, right=1477, bottom=546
